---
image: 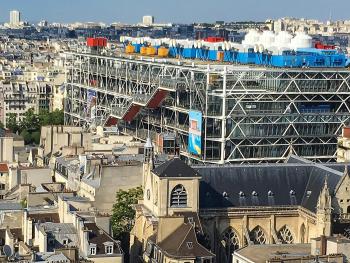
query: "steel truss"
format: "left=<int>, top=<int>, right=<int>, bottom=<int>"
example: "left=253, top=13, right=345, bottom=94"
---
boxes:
left=65, top=52, right=350, bottom=164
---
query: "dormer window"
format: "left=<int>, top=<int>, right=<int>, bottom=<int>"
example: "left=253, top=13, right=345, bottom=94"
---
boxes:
left=268, top=190, right=275, bottom=206
left=103, top=241, right=114, bottom=255
left=89, top=243, right=97, bottom=256
left=105, top=245, right=113, bottom=254
left=290, top=190, right=297, bottom=205
left=251, top=191, right=259, bottom=205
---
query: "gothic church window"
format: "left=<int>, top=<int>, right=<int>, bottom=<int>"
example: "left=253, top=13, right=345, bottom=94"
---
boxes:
left=221, top=227, right=240, bottom=263
left=170, top=184, right=187, bottom=207
left=277, top=225, right=294, bottom=244
left=344, top=226, right=350, bottom=239
left=249, top=226, right=267, bottom=244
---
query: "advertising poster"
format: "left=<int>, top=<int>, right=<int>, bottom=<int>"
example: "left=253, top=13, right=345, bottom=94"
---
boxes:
left=87, top=90, right=96, bottom=118
left=188, top=110, right=202, bottom=155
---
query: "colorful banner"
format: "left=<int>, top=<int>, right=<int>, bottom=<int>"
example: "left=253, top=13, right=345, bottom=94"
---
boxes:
left=188, top=110, right=202, bottom=155
left=87, top=90, right=96, bottom=119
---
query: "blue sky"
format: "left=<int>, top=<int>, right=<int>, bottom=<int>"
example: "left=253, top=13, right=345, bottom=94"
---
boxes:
left=1, top=0, right=350, bottom=24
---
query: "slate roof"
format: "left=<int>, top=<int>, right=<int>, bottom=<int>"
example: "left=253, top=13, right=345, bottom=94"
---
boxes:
left=0, top=202, right=22, bottom=211
left=173, top=212, right=203, bottom=235
left=157, top=224, right=214, bottom=259
left=153, top=156, right=344, bottom=213
left=235, top=244, right=311, bottom=263
left=153, top=157, right=201, bottom=178
left=85, top=222, right=123, bottom=256
left=35, top=252, right=69, bottom=262
left=194, top=156, right=343, bottom=213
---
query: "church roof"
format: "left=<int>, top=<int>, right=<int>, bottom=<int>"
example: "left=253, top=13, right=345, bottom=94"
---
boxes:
left=153, top=157, right=201, bottom=178
left=157, top=223, right=214, bottom=259
left=196, top=156, right=343, bottom=213
left=152, top=156, right=345, bottom=213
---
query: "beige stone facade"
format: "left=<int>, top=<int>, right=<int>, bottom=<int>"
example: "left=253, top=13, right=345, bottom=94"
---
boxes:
left=130, top=154, right=350, bottom=263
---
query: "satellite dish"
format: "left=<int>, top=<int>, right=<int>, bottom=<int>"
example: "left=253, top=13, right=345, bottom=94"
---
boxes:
left=3, top=245, right=12, bottom=257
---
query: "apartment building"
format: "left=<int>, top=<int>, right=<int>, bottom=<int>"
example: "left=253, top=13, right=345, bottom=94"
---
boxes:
left=54, top=154, right=143, bottom=214
left=24, top=184, right=122, bottom=261
left=0, top=163, right=9, bottom=200
left=1, top=81, right=53, bottom=125
left=0, top=129, right=24, bottom=163
left=37, top=125, right=92, bottom=167
left=337, top=127, right=350, bottom=162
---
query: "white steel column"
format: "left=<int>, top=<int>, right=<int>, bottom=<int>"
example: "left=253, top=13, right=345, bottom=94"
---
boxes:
left=220, top=66, right=227, bottom=164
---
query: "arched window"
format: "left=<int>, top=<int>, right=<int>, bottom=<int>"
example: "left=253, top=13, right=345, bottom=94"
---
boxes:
left=249, top=226, right=267, bottom=244
left=277, top=225, right=294, bottom=244
left=170, top=184, right=187, bottom=207
left=221, top=227, right=240, bottom=263
left=347, top=205, right=350, bottom=213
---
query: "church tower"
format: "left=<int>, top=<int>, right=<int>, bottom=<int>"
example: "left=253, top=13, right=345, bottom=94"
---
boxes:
left=334, top=165, right=350, bottom=214
left=142, top=135, right=155, bottom=209
left=144, top=137, right=154, bottom=164
left=143, top=112, right=154, bottom=170
left=316, top=178, right=332, bottom=236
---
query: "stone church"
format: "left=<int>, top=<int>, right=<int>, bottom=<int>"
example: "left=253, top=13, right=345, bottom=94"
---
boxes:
left=130, top=144, right=350, bottom=263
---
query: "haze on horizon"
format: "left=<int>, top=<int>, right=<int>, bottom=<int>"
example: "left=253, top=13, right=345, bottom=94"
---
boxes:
left=1, top=0, right=349, bottom=24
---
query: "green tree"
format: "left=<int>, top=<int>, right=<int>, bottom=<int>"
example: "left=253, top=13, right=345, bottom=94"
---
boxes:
left=38, top=109, right=52, bottom=126
left=111, top=186, right=143, bottom=238
left=20, top=198, right=27, bottom=208
left=51, top=109, right=64, bottom=125
left=20, top=108, right=39, bottom=132
left=0, top=122, right=4, bottom=129
left=6, top=113, right=19, bottom=133
left=31, top=131, right=41, bottom=145
left=20, top=130, right=32, bottom=144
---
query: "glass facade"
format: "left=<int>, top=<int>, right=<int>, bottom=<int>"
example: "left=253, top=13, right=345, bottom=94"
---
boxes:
left=65, top=52, right=350, bottom=163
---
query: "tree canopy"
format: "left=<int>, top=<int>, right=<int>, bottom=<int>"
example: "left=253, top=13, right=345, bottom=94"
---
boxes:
left=111, top=186, right=143, bottom=238
left=5, top=108, right=64, bottom=145
left=6, top=113, right=19, bottom=134
left=20, top=108, right=40, bottom=132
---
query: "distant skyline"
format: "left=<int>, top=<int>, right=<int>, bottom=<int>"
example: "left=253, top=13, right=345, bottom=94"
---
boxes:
left=1, top=0, right=350, bottom=24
